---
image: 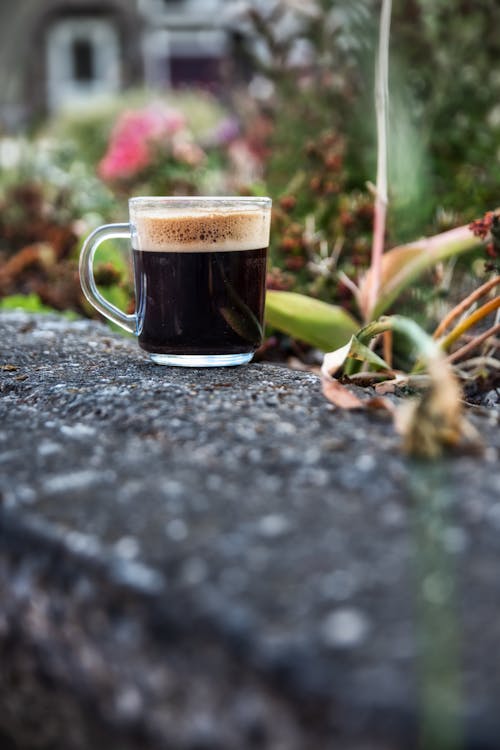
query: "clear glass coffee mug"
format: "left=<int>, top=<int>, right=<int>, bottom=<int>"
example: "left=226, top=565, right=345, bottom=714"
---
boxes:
left=79, top=197, right=272, bottom=367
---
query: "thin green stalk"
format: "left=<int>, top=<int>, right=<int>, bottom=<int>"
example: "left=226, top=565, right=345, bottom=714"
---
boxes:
left=357, top=315, right=439, bottom=362
left=344, top=314, right=438, bottom=376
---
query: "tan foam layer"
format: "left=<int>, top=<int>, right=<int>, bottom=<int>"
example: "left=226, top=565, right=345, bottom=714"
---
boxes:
left=133, top=210, right=270, bottom=252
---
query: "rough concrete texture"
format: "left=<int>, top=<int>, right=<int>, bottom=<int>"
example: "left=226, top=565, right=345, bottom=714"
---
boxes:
left=0, top=311, right=499, bottom=750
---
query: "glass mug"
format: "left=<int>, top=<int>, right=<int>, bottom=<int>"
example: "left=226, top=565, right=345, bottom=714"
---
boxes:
left=79, top=197, right=272, bottom=367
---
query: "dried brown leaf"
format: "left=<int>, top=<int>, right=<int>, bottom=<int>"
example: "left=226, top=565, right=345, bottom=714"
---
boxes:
left=374, top=374, right=411, bottom=394
left=321, top=377, right=365, bottom=410
left=374, top=380, right=398, bottom=395
left=365, top=396, right=395, bottom=412
left=322, top=377, right=394, bottom=413
left=394, top=358, right=483, bottom=458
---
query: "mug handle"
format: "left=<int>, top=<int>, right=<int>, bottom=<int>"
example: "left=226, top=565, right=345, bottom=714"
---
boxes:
left=79, top=223, right=137, bottom=335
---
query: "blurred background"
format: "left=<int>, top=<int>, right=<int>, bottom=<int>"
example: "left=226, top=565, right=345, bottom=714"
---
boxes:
left=0, top=0, right=498, bottom=336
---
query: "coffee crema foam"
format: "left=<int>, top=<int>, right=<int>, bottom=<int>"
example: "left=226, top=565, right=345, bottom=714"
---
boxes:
left=133, top=210, right=271, bottom=252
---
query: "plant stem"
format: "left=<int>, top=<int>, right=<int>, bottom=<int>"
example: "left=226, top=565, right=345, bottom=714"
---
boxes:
left=383, top=329, right=393, bottom=368
left=447, top=323, right=500, bottom=364
left=367, top=0, right=392, bottom=320
left=433, top=275, right=500, bottom=338
left=359, top=223, right=483, bottom=321
left=358, top=315, right=477, bottom=457
left=439, top=296, right=500, bottom=352
left=358, top=315, right=439, bottom=362
left=457, top=356, right=500, bottom=372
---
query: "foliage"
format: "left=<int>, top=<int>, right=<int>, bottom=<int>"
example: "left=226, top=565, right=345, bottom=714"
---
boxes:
left=266, top=220, right=488, bottom=358
left=321, top=314, right=481, bottom=458
left=0, top=140, right=119, bottom=314
left=357, top=225, right=481, bottom=320
left=0, top=90, right=262, bottom=317
left=0, top=139, right=116, bottom=239
left=0, top=293, right=56, bottom=314
left=470, top=210, right=500, bottom=273
left=96, top=102, right=233, bottom=197
left=236, top=0, right=500, bottom=326
left=265, top=290, right=358, bottom=350
left=1, top=3, right=500, bottom=373
left=43, top=89, right=262, bottom=199
left=256, top=0, right=498, bottom=392
left=391, top=0, right=500, bottom=224
left=44, top=89, right=229, bottom=167
left=234, top=0, right=380, bottom=305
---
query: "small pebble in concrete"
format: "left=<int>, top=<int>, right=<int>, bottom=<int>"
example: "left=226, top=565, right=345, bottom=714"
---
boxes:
left=166, top=519, right=189, bottom=542
left=321, top=607, right=370, bottom=649
left=60, top=423, right=96, bottom=439
left=257, top=514, right=291, bottom=538
left=114, top=536, right=140, bottom=560
left=181, top=556, right=208, bottom=586
left=320, top=570, right=358, bottom=602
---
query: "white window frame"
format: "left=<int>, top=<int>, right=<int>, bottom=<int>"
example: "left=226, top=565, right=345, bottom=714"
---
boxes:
left=47, top=18, right=121, bottom=112
left=137, top=0, right=223, bottom=25
left=167, top=29, right=227, bottom=58
left=142, top=29, right=172, bottom=88
left=142, top=27, right=227, bottom=87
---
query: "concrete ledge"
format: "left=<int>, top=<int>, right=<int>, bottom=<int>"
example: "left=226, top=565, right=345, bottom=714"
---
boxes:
left=1, top=312, right=499, bottom=749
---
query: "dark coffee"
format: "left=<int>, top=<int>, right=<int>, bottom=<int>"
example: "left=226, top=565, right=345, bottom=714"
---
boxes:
left=131, top=209, right=270, bottom=358
left=134, top=247, right=267, bottom=355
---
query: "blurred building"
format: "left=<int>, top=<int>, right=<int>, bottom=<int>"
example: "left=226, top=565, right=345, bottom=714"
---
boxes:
left=0, top=0, right=244, bottom=129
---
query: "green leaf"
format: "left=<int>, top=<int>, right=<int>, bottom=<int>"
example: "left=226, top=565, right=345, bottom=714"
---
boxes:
left=358, top=224, right=482, bottom=320
left=350, top=338, right=390, bottom=370
left=322, top=335, right=390, bottom=378
left=0, top=294, right=79, bottom=319
left=0, top=294, right=55, bottom=314
left=265, top=291, right=359, bottom=351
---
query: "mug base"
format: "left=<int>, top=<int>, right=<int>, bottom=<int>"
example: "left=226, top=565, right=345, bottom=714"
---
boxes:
left=148, top=352, right=254, bottom=368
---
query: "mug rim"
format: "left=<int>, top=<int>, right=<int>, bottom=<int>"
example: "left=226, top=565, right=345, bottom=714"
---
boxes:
left=129, top=196, right=272, bottom=208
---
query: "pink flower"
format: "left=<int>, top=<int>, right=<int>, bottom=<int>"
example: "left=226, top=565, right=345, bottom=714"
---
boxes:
left=98, top=137, right=151, bottom=181
left=162, top=109, right=187, bottom=135
left=114, top=107, right=186, bottom=143
left=98, top=105, right=187, bottom=181
left=172, top=138, right=206, bottom=167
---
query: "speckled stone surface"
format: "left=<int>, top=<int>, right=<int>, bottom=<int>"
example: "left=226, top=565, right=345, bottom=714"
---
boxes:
left=0, top=312, right=499, bottom=750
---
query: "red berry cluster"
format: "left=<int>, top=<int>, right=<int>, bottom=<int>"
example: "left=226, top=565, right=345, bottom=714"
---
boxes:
left=469, top=211, right=495, bottom=240
left=273, top=200, right=308, bottom=272
left=337, top=196, right=374, bottom=266
left=306, top=132, right=344, bottom=197
left=266, top=267, right=294, bottom=291
left=470, top=210, right=500, bottom=271
left=271, top=131, right=348, bottom=274
left=269, top=129, right=378, bottom=308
